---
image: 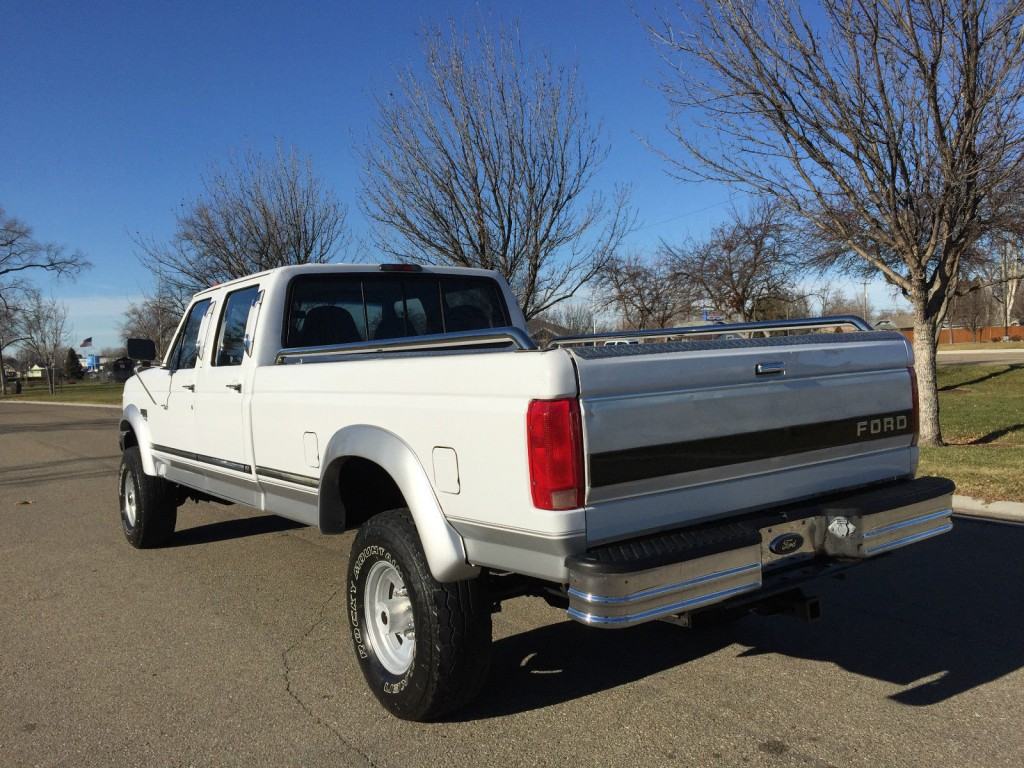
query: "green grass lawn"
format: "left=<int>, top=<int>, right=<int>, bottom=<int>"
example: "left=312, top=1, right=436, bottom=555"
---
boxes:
left=918, top=364, right=1024, bottom=502
left=0, top=380, right=123, bottom=405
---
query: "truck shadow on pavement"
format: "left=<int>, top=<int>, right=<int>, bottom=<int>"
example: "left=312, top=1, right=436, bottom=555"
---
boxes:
left=169, top=514, right=305, bottom=546
left=458, top=518, right=1024, bottom=720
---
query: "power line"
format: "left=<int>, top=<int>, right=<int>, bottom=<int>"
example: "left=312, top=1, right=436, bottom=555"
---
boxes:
left=631, top=197, right=735, bottom=233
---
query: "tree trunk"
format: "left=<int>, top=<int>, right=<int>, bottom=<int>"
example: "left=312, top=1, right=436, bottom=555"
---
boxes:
left=911, top=302, right=942, bottom=446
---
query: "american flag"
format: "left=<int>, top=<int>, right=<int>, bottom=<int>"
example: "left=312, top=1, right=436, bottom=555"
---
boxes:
left=80, top=337, right=93, bottom=348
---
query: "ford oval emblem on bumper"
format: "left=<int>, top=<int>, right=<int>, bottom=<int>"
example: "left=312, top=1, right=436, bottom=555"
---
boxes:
left=769, top=532, right=804, bottom=555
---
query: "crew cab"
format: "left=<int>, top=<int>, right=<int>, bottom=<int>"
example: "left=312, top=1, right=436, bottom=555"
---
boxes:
left=118, top=263, right=954, bottom=721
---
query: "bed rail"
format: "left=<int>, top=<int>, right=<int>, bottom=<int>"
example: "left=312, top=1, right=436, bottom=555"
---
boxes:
left=545, top=315, right=872, bottom=349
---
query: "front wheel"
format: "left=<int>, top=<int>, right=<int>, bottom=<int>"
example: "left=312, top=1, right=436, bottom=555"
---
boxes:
left=119, top=446, right=177, bottom=548
left=347, top=509, right=491, bottom=721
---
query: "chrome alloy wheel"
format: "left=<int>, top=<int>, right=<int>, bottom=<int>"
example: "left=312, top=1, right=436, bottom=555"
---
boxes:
left=122, top=470, right=137, bottom=527
left=363, top=560, right=415, bottom=675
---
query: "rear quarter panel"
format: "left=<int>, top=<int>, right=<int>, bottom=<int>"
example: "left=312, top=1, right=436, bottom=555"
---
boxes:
left=249, top=348, right=585, bottom=562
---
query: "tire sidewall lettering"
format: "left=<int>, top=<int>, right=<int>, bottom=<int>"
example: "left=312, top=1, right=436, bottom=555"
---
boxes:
left=350, top=543, right=417, bottom=695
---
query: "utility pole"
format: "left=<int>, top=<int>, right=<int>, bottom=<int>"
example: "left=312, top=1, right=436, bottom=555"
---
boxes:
left=1003, top=241, right=1011, bottom=341
left=860, top=280, right=870, bottom=323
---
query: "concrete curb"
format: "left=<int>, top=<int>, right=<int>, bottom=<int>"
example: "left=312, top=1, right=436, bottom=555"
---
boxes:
left=953, top=494, right=1024, bottom=524
left=0, top=399, right=120, bottom=410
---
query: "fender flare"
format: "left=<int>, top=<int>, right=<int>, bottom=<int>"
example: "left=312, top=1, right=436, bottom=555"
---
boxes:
left=120, top=404, right=157, bottom=476
left=318, top=425, right=479, bottom=583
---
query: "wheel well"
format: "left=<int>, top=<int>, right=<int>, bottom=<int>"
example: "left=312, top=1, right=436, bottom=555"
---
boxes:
left=320, top=456, right=406, bottom=533
left=119, top=420, right=138, bottom=451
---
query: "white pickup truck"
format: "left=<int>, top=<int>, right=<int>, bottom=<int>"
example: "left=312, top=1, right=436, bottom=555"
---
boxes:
left=119, top=263, right=955, bottom=721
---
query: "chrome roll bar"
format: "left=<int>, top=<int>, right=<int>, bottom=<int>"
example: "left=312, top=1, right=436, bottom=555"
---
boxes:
left=275, top=326, right=537, bottom=365
left=545, top=315, right=873, bottom=349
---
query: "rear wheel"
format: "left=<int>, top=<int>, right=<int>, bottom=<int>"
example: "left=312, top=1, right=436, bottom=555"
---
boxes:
left=119, top=446, right=177, bottom=548
left=347, top=509, right=491, bottom=721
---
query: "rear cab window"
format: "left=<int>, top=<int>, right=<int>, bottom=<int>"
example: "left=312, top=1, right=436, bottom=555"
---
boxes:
left=166, top=299, right=212, bottom=370
left=213, top=285, right=260, bottom=366
left=283, top=273, right=509, bottom=348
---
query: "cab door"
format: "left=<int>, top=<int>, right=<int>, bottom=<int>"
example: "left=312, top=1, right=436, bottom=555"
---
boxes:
left=194, top=283, right=261, bottom=482
left=149, top=297, right=212, bottom=457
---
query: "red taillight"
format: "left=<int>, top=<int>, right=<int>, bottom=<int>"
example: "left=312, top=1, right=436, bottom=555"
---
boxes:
left=527, top=398, right=584, bottom=510
left=908, top=366, right=919, bottom=446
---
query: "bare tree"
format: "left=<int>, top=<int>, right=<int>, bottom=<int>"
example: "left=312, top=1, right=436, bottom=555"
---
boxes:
left=137, top=145, right=349, bottom=305
left=651, top=0, right=1024, bottom=445
left=120, top=288, right=183, bottom=359
left=950, top=280, right=994, bottom=340
left=541, top=302, right=599, bottom=335
left=598, top=251, right=697, bottom=329
left=362, top=25, right=634, bottom=319
left=19, top=291, right=70, bottom=395
left=815, top=286, right=874, bottom=321
left=1, top=207, right=88, bottom=288
left=1, top=207, right=89, bottom=394
left=752, top=288, right=813, bottom=320
left=0, top=292, right=25, bottom=395
left=664, top=201, right=799, bottom=322
left=989, top=239, right=1024, bottom=336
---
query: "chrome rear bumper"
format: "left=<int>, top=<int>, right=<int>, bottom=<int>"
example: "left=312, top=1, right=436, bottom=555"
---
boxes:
left=567, top=476, right=954, bottom=627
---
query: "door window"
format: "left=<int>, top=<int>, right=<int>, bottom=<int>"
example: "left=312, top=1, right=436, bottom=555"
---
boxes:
left=167, top=299, right=211, bottom=370
left=214, top=285, right=260, bottom=366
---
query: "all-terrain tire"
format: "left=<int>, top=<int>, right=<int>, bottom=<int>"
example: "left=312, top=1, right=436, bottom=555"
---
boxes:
left=118, top=446, right=177, bottom=548
left=347, top=508, right=491, bottom=721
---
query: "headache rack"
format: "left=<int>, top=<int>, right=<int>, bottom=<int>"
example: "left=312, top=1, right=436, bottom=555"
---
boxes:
left=544, top=315, right=873, bottom=349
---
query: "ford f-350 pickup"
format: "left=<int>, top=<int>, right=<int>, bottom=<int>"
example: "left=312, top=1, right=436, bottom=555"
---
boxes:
left=119, top=263, right=955, bottom=721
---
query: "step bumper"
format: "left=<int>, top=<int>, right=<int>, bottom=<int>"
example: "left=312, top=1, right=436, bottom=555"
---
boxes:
left=566, top=476, right=954, bottom=627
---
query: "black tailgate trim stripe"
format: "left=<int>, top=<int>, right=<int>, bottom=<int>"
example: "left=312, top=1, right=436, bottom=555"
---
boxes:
left=151, top=444, right=252, bottom=475
left=589, top=410, right=914, bottom=487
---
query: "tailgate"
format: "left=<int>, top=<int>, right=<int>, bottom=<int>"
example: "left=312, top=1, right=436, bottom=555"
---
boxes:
left=570, top=332, right=917, bottom=543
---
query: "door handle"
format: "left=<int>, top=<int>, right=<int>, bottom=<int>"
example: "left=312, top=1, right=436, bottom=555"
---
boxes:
left=181, top=384, right=195, bottom=391
left=225, top=382, right=242, bottom=393
left=755, top=361, right=785, bottom=376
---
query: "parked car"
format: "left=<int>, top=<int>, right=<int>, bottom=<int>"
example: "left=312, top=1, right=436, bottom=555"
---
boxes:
left=119, top=263, right=954, bottom=720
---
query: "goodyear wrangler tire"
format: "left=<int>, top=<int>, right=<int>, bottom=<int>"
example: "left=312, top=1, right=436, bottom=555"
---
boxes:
left=347, top=508, right=491, bottom=721
left=119, top=446, right=177, bottom=548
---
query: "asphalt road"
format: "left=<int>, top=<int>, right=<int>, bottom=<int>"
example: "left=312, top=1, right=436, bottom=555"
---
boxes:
left=3, top=403, right=1024, bottom=768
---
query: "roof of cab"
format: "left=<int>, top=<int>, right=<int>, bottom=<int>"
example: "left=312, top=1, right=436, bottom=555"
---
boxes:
left=191, top=263, right=504, bottom=298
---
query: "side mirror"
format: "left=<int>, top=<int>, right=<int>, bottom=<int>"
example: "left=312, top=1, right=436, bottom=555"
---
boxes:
left=126, top=338, right=158, bottom=362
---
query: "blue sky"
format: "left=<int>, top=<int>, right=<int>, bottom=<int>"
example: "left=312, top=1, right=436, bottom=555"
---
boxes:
left=1, top=0, right=898, bottom=349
